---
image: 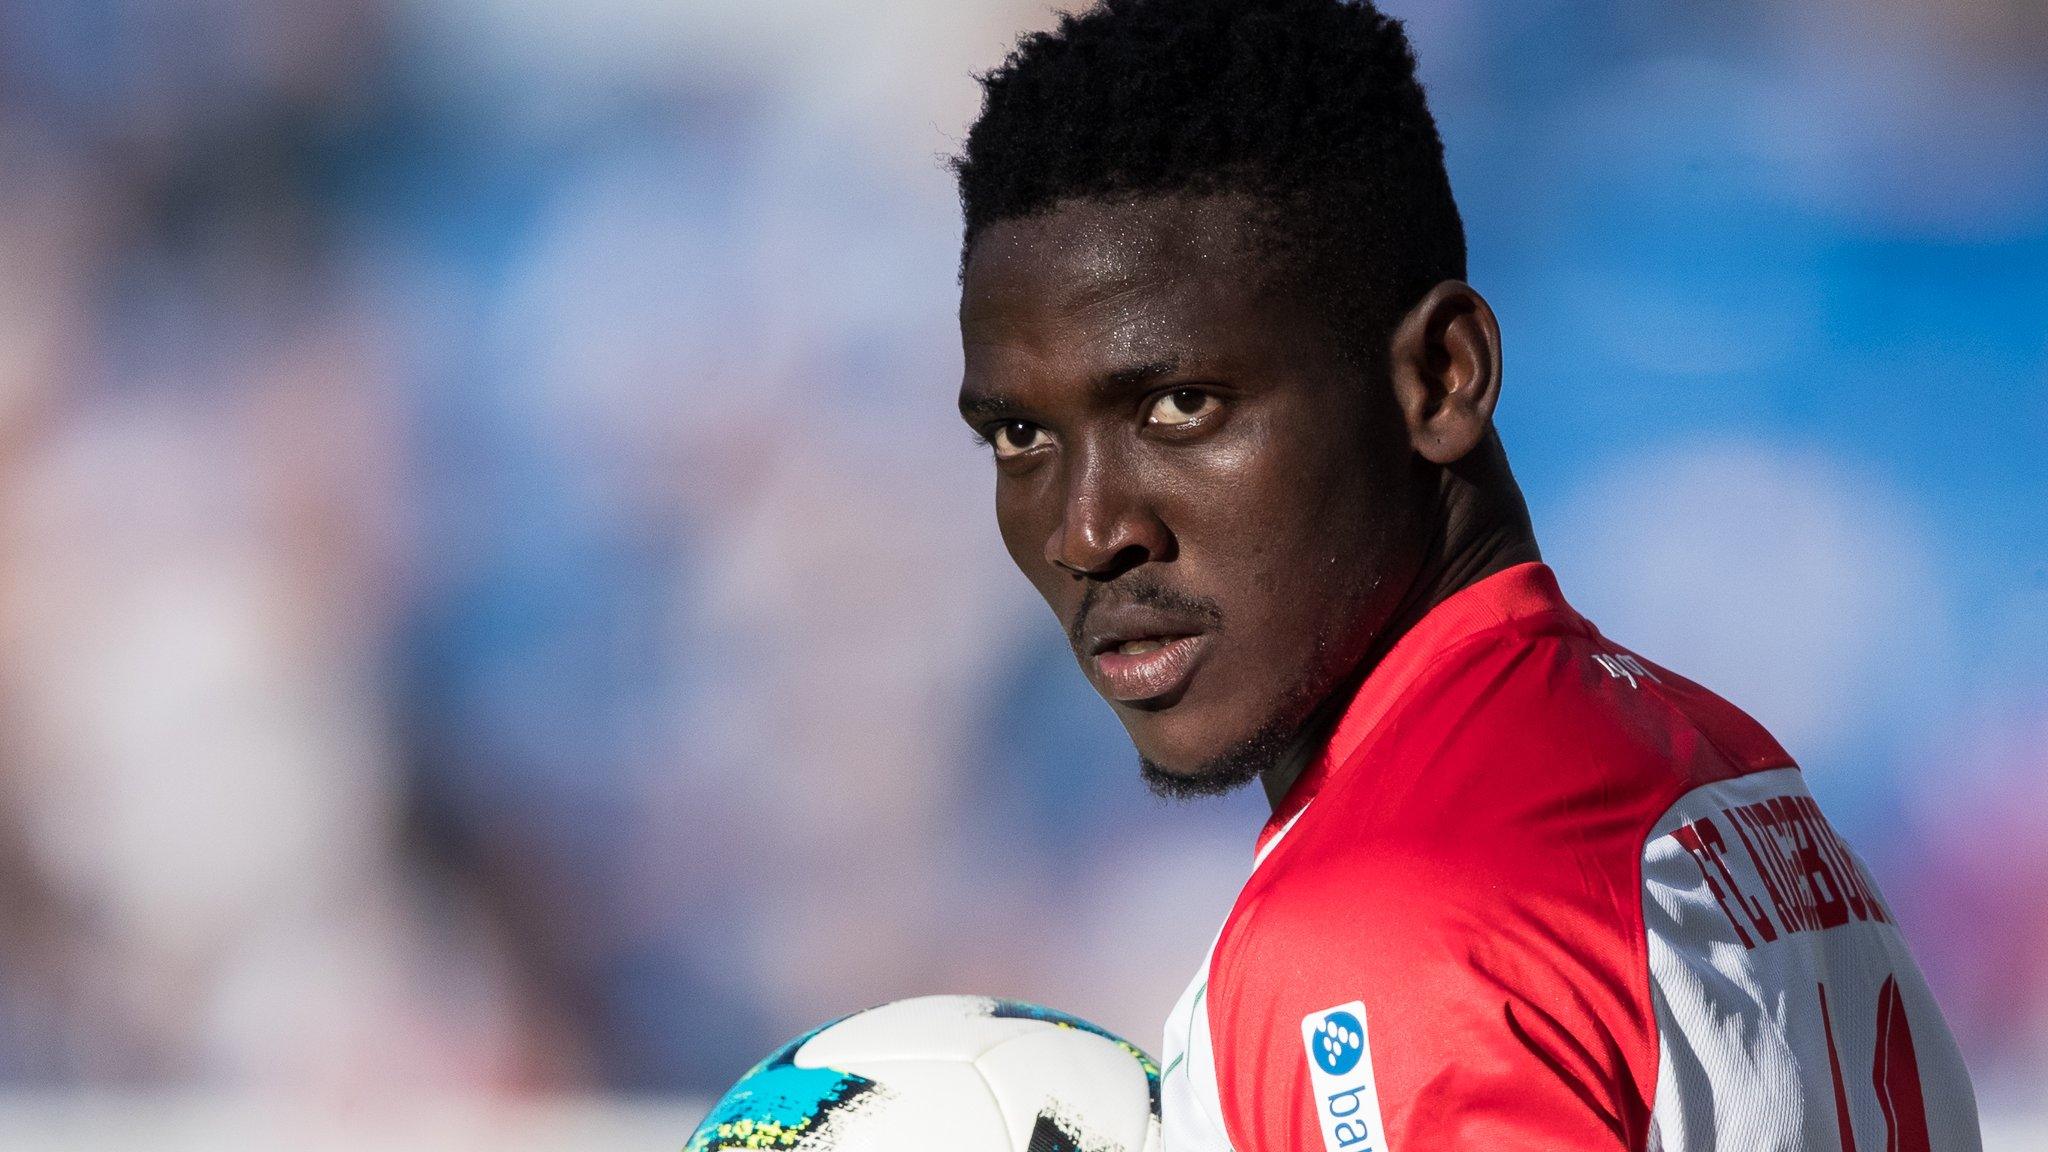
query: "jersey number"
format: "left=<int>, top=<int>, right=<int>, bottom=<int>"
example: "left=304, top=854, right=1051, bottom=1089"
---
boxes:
left=1818, top=976, right=1931, bottom=1152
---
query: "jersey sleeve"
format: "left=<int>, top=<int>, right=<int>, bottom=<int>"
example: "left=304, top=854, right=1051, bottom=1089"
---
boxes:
left=1206, top=847, right=1657, bottom=1152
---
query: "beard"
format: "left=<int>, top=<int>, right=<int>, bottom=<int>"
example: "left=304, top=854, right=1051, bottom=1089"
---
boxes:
left=1138, top=714, right=1300, bottom=799
left=1111, top=565, right=1398, bottom=803
left=1136, top=651, right=1347, bottom=801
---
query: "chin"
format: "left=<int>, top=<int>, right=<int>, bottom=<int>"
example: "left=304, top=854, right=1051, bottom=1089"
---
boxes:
left=1139, top=754, right=1263, bottom=800
left=1132, top=710, right=1302, bottom=801
left=1124, top=661, right=1339, bottom=801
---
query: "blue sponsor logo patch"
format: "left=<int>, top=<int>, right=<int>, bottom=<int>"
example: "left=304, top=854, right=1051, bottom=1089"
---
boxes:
left=1301, top=1002, right=1387, bottom=1152
left=1310, top=1010, right=1364, bottom=1076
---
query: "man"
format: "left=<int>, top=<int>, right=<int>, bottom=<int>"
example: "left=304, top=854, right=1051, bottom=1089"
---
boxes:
left=951, top=1, right=1982, bottom=1150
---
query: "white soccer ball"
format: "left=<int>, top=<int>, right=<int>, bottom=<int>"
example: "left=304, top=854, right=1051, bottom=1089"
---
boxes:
left=685, top=995, right=1162, bottom=1152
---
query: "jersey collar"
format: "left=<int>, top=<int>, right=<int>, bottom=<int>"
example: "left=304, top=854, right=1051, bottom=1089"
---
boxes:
left=1254, top=561, right=1573, bottom=860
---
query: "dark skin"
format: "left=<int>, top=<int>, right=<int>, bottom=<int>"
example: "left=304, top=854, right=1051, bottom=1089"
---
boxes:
left=958, top=194, right=1540, bottom=808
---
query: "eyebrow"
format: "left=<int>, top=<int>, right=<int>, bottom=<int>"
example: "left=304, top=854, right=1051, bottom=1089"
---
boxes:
left=1096, top=357, right=1182, bottom=397
left=958, top=356, right=1184, bottom=423
left=957, top=390, right=1017, bottom=421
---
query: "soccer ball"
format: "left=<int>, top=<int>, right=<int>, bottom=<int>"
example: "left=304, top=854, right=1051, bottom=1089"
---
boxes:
left=685, top=995, right=1162, bottom=1152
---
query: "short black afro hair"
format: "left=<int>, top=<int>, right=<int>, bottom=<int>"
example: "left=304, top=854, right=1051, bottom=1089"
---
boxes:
left=955, top=0, right=1466, bottom=364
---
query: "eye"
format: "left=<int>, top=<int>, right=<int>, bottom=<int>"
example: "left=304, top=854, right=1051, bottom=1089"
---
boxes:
left=988, top=420, right=1050, bottom=459
left=1145, top=388, right=1220, bottom=428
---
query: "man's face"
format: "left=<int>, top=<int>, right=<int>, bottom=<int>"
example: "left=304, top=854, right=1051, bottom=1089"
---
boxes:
left=958, top=194, right=1430, bottom=792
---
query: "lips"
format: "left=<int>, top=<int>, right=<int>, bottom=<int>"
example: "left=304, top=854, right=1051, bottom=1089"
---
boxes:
left=1089, top=632, right=1210, bottom=704
left=1071, top=584, right=1220, bottom=706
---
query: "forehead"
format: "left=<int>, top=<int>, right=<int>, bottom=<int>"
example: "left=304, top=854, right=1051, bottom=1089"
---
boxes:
left=959, top=195, right=1312, bottom=387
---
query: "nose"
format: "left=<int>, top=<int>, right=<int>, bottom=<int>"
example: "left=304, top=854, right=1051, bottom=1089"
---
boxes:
left=1045, top=442, right=1171, bottom=579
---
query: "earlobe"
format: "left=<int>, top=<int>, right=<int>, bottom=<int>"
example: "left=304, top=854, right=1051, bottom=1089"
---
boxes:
left=1387, top=280, right=1503, bottom=466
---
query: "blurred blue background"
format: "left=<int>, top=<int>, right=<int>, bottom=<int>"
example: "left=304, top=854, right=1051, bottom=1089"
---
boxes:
left=0, top=0, right=2041, bottom=1142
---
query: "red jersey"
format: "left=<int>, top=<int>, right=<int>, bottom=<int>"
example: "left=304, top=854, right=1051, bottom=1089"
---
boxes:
left=1158, top=563, right=1980, bottom=1152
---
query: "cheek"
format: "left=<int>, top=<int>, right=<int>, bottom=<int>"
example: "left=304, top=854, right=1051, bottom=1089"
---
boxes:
left=1167, top=414, right=1405, bottom=627
left=993, top=480, right=1064, bottom=598
left=1164, top=421, right=1322, bottom=556
left=993, top=482, right=1035, bottom=563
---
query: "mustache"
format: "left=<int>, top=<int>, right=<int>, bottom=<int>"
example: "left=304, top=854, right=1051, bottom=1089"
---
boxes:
left=1067, top=578, right=1225, bottom=650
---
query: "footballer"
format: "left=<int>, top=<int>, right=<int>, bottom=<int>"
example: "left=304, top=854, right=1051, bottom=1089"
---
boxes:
left=951, top=1, right=1983, bottom=1150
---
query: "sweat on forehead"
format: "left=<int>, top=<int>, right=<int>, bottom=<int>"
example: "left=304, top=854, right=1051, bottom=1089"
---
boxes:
left=960, top=194, right=1290, bottom=324
left=955, top=194, right=1369, bottom=444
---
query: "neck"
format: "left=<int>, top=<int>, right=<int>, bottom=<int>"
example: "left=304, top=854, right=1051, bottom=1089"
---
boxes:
left=1258, top=434, right=1539, bottom=810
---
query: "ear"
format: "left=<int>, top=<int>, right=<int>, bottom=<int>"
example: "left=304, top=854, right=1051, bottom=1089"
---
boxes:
left=1386, top=280, right=1503, bottom=466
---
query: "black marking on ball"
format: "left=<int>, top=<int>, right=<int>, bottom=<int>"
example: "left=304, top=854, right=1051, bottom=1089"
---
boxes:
left=1026, top=1111, right=1090, bottom=1152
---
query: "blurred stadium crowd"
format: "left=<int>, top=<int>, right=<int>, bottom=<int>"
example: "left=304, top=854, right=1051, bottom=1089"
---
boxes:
left=0, top=0, right=2041, bottom=1121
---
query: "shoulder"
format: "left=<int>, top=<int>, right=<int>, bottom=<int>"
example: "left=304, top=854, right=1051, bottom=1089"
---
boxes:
left=1337, top=613, right=1796, bottom=862
left=1199, top=613, right=1803, bottom=1152
left=1398, top=614, right=1785, bottom=784
left=1232, top=613, right=1801, bottom=1009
